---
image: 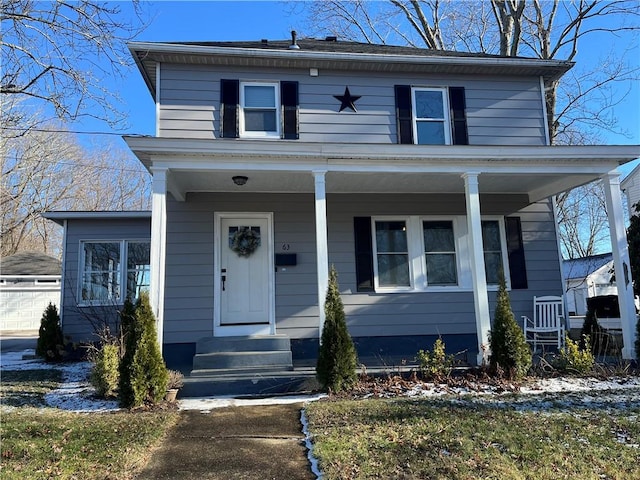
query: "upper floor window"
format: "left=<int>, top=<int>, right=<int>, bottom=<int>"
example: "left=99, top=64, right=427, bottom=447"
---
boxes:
left=395, top=85, right=468, bottom=145
left=221, top=79, right=298, bottom=140
left=412, top=88, right=451, bottom=145
left=240, top=82, right=280, bottom=138
left=80, top=240, right=150, bottom=305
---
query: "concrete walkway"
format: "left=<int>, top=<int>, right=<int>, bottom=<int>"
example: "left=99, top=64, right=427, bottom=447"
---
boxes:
left=136, top=403, right=315, bottom=480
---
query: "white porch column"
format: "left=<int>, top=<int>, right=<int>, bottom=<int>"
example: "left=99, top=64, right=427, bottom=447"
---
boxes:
left=313, top=170, right=329, bottom=341
left=602, top=171, right=637, bottom=360
left=463, top=172, right=492, bottom=365
left=150, top=167, right=168, bottom=348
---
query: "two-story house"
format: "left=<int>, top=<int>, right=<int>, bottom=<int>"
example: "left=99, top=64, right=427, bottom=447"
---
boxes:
left=46, top=37, right=638, bottom=383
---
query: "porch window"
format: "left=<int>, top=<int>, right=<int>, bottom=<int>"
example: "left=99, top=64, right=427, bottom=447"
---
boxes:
left=374, top=221, right=411, bottom=288
left=80, top=240, right=151, bottom=305
left=366, top=216, right=510, bottom=293
left=423, top=220, right=458, bottom=286
left=240, top=82, right=280, bottom=138
left=412, top=88, right=451, bottom=145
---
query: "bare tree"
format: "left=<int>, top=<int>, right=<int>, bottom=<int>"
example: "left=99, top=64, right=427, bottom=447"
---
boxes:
left=1, top=0, right=147, bottom=130
left=1, top=113, right=150, bottom=256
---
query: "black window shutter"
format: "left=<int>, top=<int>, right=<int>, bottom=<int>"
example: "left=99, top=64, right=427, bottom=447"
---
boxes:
left=505, top=216, right=528, bottom=289
left=394, top=85, right=413, bottom=144
left=354, top=217, right=375, bottom=292
left=280, top=81, right=299, bottom=139
left=220, top=79, right=239, bottom=138
left=448, top=87, right=469, bottom=145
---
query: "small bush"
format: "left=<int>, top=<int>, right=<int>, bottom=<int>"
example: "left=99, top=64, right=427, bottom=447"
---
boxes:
left=488, top=271, right=532, bottom=380
left=118, top=294, right=168, bottom=408
left=167, top=370, right=184, bottom=389
left=316, top=266, right=358, bottom=393
left=556, top=335, right=595, bottom=374
left=36, top=303, right=65, bottom=362
left=90, top=343, right=120, bottom=398
left=580, top=307, right=604, bottom=353
left=417, top=338, right=454, bottom=380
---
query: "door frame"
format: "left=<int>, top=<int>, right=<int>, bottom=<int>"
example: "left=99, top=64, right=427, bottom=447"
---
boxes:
left=213, top=212, right=276, bottom=337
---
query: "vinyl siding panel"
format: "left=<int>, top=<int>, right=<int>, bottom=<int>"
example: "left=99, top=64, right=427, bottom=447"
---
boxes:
left=161, top=192, right=561, bottom=344
left=157, top=63, right=546, bottom=145
left=60, top=218, right=151, bottom=341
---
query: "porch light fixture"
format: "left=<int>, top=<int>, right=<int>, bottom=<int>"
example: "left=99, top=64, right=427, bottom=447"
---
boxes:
left=232, top=175, right=248, bottom=186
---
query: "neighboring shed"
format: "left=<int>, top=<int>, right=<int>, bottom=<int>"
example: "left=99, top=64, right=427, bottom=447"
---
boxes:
left=563, top=253, right=615, bottom=316
left=0, top=252, right=61, bottom=331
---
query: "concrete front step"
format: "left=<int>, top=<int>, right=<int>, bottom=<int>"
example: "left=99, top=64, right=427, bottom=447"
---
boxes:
left=190, top=365, right=295, bottom=377
left=181, top=370, right=320, bottom=397
left=192, top=350, right=293, bottom=370
left=196, top=335, right=291, bottom=354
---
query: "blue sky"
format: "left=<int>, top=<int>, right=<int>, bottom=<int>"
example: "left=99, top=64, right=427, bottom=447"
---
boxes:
left=81, top=1, right=639, bottom=171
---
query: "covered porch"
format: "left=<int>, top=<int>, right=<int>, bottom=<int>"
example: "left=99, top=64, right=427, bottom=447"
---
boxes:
left=126, top=138, right=639, bottom=363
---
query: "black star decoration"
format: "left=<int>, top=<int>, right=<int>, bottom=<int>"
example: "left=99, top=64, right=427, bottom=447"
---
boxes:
left=333, top=87, right=361, bottom=112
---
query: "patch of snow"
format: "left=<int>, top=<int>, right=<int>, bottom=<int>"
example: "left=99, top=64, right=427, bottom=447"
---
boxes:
left=178, top=393, right=327, bottom=412
left=301, top=409, right=323, bottom=480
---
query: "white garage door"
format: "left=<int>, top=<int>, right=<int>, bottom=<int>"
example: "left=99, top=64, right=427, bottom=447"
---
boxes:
left=0, top=287, right=61, bottom=331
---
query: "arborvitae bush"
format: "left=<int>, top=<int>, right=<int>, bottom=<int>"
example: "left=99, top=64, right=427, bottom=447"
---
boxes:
left=580, top=307, right=604, bottom=354
left=417, top=337, right=454, bottom=380
left=90, top=343, right=120, bottom=398
left=488, top=271, right=532, bottom=380
left=36, top=303, right=65, bottom=361
left=118, top=293, right=168, bottom=408
left=316, top=266, right=358, bottom=393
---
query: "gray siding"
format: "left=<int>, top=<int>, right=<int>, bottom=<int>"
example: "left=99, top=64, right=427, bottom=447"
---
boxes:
left=61, top=218, right=151, bottom=341
left=158, top=64, right=546, bottom=145
left=162, top=192, right=562, bottom=344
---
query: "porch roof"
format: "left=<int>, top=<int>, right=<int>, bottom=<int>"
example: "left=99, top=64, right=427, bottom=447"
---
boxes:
left=124, top=137, right=639, bottom=203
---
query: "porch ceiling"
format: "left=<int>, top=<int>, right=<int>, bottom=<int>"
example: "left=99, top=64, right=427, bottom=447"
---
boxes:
left=124, top=137, right=640, bottom=203
left=167, top=169, right=598, bottom=201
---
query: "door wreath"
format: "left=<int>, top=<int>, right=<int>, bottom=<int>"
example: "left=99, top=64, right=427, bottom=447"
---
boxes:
left=230, top=227, right=261, bottom=257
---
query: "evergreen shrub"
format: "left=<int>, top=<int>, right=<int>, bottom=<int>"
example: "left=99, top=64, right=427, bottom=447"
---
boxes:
left=36, top=302, right=65, bottom=361
left=316, top=266, right=358, bottom=393
left=580, top=307, right=605, bottom=354
left=488, top=271, right=532, bottom=379
left=90, top=343, right=120, bottom=398
left=417, top=337, right=454, bottom=380
left=118, top=293, right=168, bottom=408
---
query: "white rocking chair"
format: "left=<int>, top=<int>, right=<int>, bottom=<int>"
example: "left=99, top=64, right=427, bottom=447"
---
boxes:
left=522, top=296, right=565, bottom=351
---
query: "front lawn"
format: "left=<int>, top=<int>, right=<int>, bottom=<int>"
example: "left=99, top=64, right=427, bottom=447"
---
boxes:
left=306, top=398, right=640, bottom=480
left=0, top=362, right=178, bottom=479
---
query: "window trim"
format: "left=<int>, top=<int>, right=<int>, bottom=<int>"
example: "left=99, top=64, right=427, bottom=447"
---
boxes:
left=411, top=87, right=452, bottom=145
left=239, top=81, right=281, bottom=138
left=78, top=239, right=150, bottom=306
left=371, top=217, right=414, bottom=292
left=369, top=215, right=510, bottom=293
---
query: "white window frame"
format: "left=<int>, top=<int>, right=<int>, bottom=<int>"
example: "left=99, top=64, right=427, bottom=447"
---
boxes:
left=411, top=87, right=452, bottom=145
left=372, top=217, right=414, bottom=292
left=370, top=215, right=510, bottom=293
left=239, top=81, right=281, bottom=138
left=78, top=239, right=151, bottom=306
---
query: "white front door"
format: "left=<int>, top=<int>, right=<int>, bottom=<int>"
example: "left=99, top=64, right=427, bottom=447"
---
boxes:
left=215, top=213, right=275, bottom=336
